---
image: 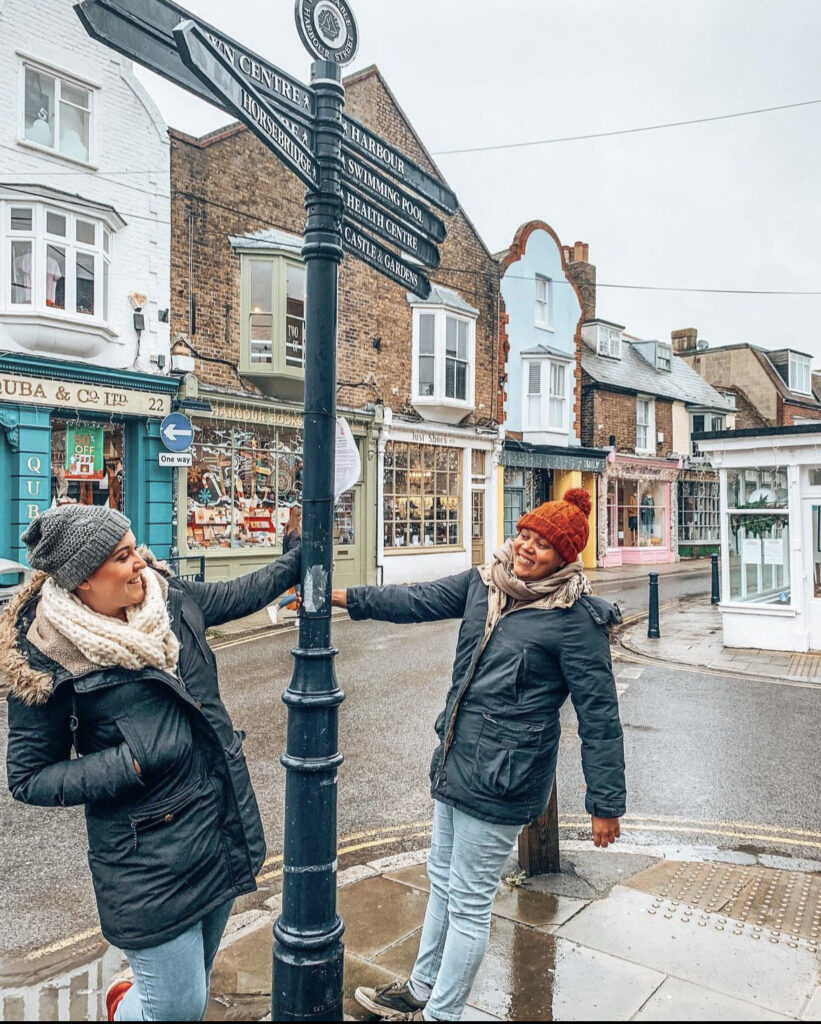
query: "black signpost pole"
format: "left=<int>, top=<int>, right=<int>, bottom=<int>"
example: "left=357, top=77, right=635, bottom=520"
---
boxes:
left=272, top=58, right=346, bottom=1024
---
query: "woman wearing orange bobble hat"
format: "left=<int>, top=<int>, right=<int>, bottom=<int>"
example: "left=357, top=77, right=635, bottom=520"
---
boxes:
left=332, top=489, right=626, bottom=1023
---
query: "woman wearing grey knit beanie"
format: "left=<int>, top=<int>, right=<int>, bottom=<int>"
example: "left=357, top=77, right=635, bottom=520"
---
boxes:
left=2, top=504, right=301, bottom=1021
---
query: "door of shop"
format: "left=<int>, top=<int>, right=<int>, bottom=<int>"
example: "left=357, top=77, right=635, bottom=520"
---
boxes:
left=471, top=490, right=485, bottom=566
left=805, top=500, right=821, bottom=650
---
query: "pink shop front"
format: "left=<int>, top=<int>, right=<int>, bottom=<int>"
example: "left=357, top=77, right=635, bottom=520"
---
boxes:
left=597, top=452, right=682, bottom=567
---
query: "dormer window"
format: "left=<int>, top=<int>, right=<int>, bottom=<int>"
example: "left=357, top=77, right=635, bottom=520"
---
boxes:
left=656, top=344, right=672, bottom=371
left=597, top=324, right=622, bottom=358
left=789, top=352, right=811, bottom=394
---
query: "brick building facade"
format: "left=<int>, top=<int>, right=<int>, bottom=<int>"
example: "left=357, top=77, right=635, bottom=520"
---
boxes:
left=169, top=66, right=501, bottom=584
left=581, top=321, right=733, bottom=566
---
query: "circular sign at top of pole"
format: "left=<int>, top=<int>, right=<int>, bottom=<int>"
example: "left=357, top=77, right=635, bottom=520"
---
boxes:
left=295, top=0, right=359, bottom=65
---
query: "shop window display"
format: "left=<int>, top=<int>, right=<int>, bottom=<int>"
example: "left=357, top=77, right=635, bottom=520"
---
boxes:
left=186, top=424, right=354, bottom=550
left=678, top=479, right=720, bottom=543
left=607, top=478, right=667, bottom=548
left=51, top=420, right=124, bottom=510
left=383, top=442, right=461, bottom=549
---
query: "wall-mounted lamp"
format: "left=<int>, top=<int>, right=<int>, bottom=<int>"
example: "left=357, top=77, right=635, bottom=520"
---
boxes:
left=372, top=336, right=382, bottom=352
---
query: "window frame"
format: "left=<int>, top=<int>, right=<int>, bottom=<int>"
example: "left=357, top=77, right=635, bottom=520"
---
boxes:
left=596, top=324, right=622, bottom=358
left=636, top=396, right=655, bottom=454
left=656, top=344, right=672, bottom=371
left=788, top=352, right=811, bottom=395
left=522, top=356, right=570, bottom=433
left=411, top=304, right=476, bottom=411
left=1, top=199, right=113, bottom=326
left=20, top=60, right=95, bottom=167
left=534, top=274, right=552, bottom=329
left=383, top=441, right=463, bottom=551
left=239, top=253, right=306, bottom=378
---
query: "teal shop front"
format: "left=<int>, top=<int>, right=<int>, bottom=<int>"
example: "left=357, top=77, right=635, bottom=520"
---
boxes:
left=0, top=354, right=180, bottom=565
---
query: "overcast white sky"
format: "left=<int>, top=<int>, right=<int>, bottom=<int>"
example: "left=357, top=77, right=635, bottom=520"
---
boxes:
left=134, top=0, right=821, bottom=358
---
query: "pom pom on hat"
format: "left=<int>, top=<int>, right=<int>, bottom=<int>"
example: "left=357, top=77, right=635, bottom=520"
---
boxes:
left=516, top=487, right=592, bottom=563
left=563, top=487, right=592, bottom=518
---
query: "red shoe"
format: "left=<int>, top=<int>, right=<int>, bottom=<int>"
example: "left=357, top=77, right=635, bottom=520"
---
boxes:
left=105, top=979, right=132, bottom=1021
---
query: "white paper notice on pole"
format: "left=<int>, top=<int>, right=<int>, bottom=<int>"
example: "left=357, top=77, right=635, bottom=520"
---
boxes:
left=763, top=538, right=784, bottom=566
left=334, top=417, right=361, bottom=502
left=742, top=537, right=761, bottom=563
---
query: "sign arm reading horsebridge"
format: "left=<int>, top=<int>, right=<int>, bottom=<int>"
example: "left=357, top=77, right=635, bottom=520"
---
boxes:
left=75, top=0, right=458, bottom=1019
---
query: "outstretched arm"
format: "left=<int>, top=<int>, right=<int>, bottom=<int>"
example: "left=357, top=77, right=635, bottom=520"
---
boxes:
left=182, top=545, right=301, bottom=629
left=338, top=570, right=474, bottom=624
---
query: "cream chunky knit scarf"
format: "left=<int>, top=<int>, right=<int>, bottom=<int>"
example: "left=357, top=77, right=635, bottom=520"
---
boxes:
left=37, top=568, right=179, bottom=673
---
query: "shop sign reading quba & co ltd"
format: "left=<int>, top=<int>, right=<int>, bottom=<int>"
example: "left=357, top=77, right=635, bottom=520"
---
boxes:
left=0, top=373, right=171, bottom=417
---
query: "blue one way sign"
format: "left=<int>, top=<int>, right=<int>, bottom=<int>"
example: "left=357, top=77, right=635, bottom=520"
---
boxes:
left=160, top=413, right=194, bottom=453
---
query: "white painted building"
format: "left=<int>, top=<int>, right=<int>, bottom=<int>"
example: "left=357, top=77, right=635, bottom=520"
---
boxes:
left=696, top=424, right=821, bottom=652
left=0, top=0, right=170, bottom=371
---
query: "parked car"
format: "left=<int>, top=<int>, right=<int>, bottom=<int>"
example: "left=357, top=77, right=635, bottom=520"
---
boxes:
left=0, top=559, right=32, bottom=605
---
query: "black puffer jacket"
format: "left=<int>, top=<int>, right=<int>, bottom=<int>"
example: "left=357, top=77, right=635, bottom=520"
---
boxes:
left=347, top=569, right=626, bottom=826
left=3, top=548, right=300, bottom=950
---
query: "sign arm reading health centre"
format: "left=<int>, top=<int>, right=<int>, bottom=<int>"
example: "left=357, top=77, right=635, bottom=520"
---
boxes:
left=75, top=0, right=458, bottom=1019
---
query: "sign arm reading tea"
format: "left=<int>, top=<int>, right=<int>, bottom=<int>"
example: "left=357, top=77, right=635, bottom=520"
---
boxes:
left=173, top=21, right=319, bottom=192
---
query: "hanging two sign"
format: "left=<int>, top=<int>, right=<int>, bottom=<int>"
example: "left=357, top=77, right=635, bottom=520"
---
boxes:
left=75, top=0, right=458, bottom=298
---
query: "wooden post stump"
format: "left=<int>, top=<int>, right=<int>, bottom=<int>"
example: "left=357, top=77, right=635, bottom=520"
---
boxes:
left=518, top=777, right=560, bottom=876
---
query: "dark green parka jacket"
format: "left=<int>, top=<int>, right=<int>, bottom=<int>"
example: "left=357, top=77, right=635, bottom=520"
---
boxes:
left=347, top=568, right=626, bottom=826
left=3, top=548, right=300, bottom=950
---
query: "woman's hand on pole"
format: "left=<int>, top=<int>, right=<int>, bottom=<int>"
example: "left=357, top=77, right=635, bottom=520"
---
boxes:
left=591, top=816, right=620, bottom=848
left=330, top=589, right=347, bottom=608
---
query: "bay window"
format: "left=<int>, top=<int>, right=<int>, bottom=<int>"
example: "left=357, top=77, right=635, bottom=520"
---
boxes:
left=411, top=294, right=477, bottom=423
left=2, top=200, right=112, bottom=323
left=240, top=254, right=306, bottom=377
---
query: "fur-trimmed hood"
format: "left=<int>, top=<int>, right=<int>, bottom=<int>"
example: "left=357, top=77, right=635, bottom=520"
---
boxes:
left=0, top=547, right=174, bottom=706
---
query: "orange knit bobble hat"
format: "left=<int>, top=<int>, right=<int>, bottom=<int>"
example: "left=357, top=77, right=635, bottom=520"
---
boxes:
left=516, top=488, right=592, bottom=564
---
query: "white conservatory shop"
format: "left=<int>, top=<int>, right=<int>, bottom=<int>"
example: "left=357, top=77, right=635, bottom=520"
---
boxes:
left=696, top=424, right=821, bottom=652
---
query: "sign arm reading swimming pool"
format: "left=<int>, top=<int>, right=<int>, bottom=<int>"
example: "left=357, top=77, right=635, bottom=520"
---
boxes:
left=75, top=0, right=457, bottom=1019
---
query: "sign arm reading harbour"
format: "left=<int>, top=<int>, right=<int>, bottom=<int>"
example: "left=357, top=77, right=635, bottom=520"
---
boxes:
left=173, top=21, right=319, bottom=192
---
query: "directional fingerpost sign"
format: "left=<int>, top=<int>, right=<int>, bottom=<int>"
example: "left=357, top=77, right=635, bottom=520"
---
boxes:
left=75, top=0, right=458, bottom=1018
left=160, top=412, right=194, bottom=452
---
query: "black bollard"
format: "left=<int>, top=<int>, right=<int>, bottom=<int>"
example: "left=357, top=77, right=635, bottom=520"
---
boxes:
left=648, top=572, right=660, bottom=638
left=711, top=552, right=720, bottom=604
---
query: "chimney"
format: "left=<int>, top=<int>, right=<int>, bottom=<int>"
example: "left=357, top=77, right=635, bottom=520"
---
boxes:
left=671, top=327, right=698, bottom=354
left=564, top=241, right=596, bottom=321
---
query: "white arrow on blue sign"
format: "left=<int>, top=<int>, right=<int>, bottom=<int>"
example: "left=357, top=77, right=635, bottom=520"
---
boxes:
left=160, top=412, right=195, bottom=452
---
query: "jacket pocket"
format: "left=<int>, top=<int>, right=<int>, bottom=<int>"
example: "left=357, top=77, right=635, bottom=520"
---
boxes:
left=469, top=712, right=546, bottom=799
left=128, top=776, right=204, bottom=849
left=224, top=730, right=265, bottom=874
left=116, top=716, right=148, bottom=777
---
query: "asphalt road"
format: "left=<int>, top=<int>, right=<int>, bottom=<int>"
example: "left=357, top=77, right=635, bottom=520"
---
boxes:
left=2, top=571, right=819, bottom=969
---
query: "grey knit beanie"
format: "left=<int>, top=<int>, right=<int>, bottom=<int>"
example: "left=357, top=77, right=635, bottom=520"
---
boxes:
left=22, top=505, right=132, bottom=592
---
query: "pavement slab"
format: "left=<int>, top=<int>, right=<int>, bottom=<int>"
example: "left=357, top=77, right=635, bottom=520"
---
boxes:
left=338, top=876, right=429, bottom=959
left=632, top=977, right=795, bottom=1021
left=557, top=885, right=819, bottom=1016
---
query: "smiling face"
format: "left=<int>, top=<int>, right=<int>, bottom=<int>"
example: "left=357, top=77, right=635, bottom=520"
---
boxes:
left=512, top=527, right=566, bottom=581
left=74, top=530, right=147, bottom=620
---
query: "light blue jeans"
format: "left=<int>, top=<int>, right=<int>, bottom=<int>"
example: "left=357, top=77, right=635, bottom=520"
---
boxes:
left=115, top=898, right=234, bottom=1021
left=411, top=800, right=522, bottom=1021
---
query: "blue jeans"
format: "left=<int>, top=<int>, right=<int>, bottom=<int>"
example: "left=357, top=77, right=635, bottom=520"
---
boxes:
left=115, top=899, right=234, bottom=1021
left=411, top=800, right=522, bottom=1021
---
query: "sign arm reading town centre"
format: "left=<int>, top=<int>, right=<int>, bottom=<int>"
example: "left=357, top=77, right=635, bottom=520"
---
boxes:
left=76, top=0, right=458, bottom=1019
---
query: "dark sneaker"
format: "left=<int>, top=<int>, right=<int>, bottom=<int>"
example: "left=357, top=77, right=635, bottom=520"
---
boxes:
left=354, top=979, right=427, bottom=1019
